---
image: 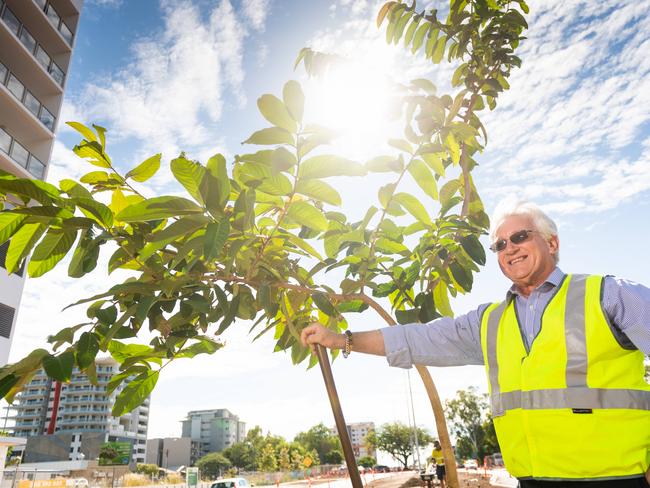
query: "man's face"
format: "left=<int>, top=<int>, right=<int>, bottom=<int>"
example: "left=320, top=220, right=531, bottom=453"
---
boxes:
left=494, top=215, right=559, bottom=293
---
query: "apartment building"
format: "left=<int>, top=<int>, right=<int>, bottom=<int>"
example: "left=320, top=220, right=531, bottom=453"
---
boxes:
left=146, top=437, right=200, bottom=470
left=7, top=357, right=149, bottom=464
left=331, top=422, right=375, bottom=460
left=0, top=0, right=83, bottom=365
left=181, top=409, right=246, bottom=459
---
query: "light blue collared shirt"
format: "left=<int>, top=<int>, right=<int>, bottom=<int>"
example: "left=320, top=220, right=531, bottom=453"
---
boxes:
left=381, top=267, right=650, bottom=368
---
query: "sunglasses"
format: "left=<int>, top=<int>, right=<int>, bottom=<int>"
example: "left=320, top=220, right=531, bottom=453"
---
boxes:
left=489, top=229, right=537, bottom=253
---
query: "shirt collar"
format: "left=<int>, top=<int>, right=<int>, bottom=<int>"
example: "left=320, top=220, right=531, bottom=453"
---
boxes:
left=506, top=267, right=566, bottom=302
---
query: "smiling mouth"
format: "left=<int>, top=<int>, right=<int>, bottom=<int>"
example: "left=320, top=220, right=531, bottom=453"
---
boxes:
left=509, top=256, right=527, bottom=265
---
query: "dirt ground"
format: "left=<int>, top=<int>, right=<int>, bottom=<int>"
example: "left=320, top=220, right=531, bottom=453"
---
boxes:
left=392, top=471, right=494, bottom=488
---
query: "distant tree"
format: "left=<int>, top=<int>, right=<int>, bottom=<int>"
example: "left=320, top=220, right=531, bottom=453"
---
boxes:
left=258, top=444, right=278, bottom=472
left=222, top=441, right=255, bottom=470
left=358, top=456, right=376, bottom=468
left=196, top=452, right=232, bottom=479
left=135, top=463, right=159, bottom=477
left=366, top=422, right=433, bottom=469
left=294, top=423, right=342, bottom=465
left=444, top=386, right=498, bottom=463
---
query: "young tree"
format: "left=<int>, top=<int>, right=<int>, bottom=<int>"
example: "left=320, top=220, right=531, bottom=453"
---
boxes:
left=357, top=456, right=376, bottom=468
left=366, top=422, right=433, bottom=469
left=293, top=423, right=342, bottom=465
left=135, top=464, right=159, bottom=477
left=196, top=452, right=232, bottom=479
left=0, top=2, right=527, bottom=486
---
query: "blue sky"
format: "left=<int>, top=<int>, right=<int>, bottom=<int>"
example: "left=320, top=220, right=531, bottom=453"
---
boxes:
left=9, top=0, right=650, bottom=452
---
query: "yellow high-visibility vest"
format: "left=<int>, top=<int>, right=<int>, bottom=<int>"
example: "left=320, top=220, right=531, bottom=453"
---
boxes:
left=480, top=274, right=650, bottom=479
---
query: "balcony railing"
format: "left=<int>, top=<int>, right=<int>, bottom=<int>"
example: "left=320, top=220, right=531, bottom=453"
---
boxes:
left=0, top=127, right=46, bottom=179
left=0, top=3, right=66, bottom=87
left=32, top=0, right=74, bottom=46
left=0, top=60, right=56, bottom=132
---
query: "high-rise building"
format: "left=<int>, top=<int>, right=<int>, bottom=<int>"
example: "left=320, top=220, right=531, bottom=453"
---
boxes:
left=0, top=0, right=84, bottom=364
left=181, top=409, right=245, bottom=459
left=7, top=357, right=150, bottom=464
left=146, top=437, right=200, bottom=470
left=331, top=422, right=376, bottom=460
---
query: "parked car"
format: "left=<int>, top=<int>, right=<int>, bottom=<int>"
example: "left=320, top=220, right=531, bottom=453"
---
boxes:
left=464, top=459, right=478, bottom=470
left=211, top=478, right=251, bottom=488
left=373, top=465, right=390, bottom=473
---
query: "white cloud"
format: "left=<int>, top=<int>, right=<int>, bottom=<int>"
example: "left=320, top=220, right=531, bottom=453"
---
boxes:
left=241, top=0, right=271, bottom=31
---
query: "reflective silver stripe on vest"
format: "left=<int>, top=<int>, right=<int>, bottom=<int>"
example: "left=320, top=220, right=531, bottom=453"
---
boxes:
left=565, top=274, right=588, bottom=387
left=486, top=301, right=507, bottom=416
left=492, top=388, right=650, bottom=412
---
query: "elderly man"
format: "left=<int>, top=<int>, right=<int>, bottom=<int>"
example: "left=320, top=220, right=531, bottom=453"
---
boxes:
left=301, top=201, right=650, bottom=487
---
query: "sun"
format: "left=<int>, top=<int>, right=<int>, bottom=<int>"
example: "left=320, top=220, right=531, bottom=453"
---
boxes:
left=303, top=60, right=401, bottom=161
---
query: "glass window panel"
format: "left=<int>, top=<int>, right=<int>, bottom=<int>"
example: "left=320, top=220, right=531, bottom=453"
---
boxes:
left=0, top=128, right=10, bottom=154
left=34, top=0, right=47, bottom=9
left=35, top=46, right=51, bottom=72
left=60, top=22, right=73, bottom=45
left=10, top=140, right=29, bottom=168
left=1, top=7, right=20, bottom=36
left=39, top=107, right=55, bottom=131
left=49, top=63, right=64, bottom=86
left=0, top=62, right=7, bottom=85
left=7, top=74, right=25, bottom=101
left=28, top=156, right=46, bottom=179
left=45, top=4, right=60, bottom=29
left=19, top=28, right=36, bottom=54
left=24, top=90, right=40, bottom=117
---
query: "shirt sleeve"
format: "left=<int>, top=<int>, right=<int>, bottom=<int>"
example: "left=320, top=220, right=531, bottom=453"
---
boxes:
left=380, top=303, right=489, bottom=368
left=602, top=276, right=650, bottom=355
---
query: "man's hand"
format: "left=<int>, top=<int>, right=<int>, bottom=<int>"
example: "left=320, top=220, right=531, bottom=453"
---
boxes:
left=300, top=322, right=345, bottom=350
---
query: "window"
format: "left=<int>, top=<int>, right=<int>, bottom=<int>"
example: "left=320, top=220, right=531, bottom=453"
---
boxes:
left=0, top=61, right=7, bottom=85
left=7, top=74, right=25, bottom=101
left=34, top=0, right=47, bottom=8
left=19, top=28, right=36, bottom=54
left=0, top=128, right=10, bottom=154
left=0, top=302, right=15, bottom=339
left=60, top=22, right=73, bottom=45
left=50, top=63, right=64, bottom=86
left=24, top=91, right=40, bottom=117
left=1, top=7, right=20, bottom=36
left=39, top=107, right=55, bottom=131
left=10, top=140, right=29, bottom=168
left=28, top=156, right=46, bottom=179
left=45, top=4, right=60, bottom=29
left=35, top=46, right=51, bottom=72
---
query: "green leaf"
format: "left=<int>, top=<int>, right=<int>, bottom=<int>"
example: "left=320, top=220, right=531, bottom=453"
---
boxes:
left=72, top=198, right=114, bottom=227
left=126, top=154, right=161, bottom=182
left=68, top=230, right=101, bottom=278
left=258, top=94, right=297, bottom=133
left=80, top=171, right=109, bottom=184
left=395, top=308, right=419, bottom=325
left=0, top=177, right=61, bottom=205
left=376, top=1, right=396, bottom=27
left=407, top=159, right=438, bottom=200
left=0, top=213, right=27, bottom=245
left=176, top=337, right=223, bottom=358
left=378, top=183, right=396, bottom=209
left=411, top=79, right=437, bottom=94
left=6, top=223, right=46, bottom=273
left=388, top=139, right=413, bottom=154
left=403, top=16, right=421, bottom=47
left=287, top=202, right=328, bottom=232
left=375, top=237, right=408, bottom=254
left=28, top=229, right=78, bottom=278
left=204, top=219, right=230, bottom=261
left=206, top=154, right=231, bottom=209
left=282, top=232, right=322, bottom=260
left=312, top=292, right=337, bottom=317
left=433, top=281, right=453, bottom=317
left=283, top=80, right=304, bottom=123
left=422, top=153, right=445, bottom=177
left=66, top=121, right=97, bottom=142
left=393, top=193, right=431, bottom=225
left=271, top=147, right=297, bottom=173
left=243, top=127, right=294, bottom=146
left=0, top=374, right=19, bottom=399
left=411, top=23, right=429, bottom=53
left=73, top=141, right=111, bottom=168
left=460, top=234, right=486, bottom=266
left=60, top=179, right=92, bottom=199
left=295, top=180, right=341, bottom=206
left=76, top=332, right=99, bottom=369
left=112, top=370, right=159, bottom=416
left=299, top=156, right=366, bottom=179
left=116, top=196, right=203, bottom=222
left=446, top=132, right=460, bottom=165
left=42, top=351, right=75, bottom=382
left=171, top=156, right=207, bottom=206
left=450, top=261, right=473, bottom=292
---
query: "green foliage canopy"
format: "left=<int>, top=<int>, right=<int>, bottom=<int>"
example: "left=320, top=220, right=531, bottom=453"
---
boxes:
left=366, top=421, right=434, bottom=468
left=196, top=452, right=232, bottom=479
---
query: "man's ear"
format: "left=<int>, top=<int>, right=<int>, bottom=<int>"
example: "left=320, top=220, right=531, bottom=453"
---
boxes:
left=548, top=234, right=559, bottom=256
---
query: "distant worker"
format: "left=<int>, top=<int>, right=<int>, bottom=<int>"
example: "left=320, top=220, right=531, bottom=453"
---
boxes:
left=301, top=200, right=650, bottom=487
left=430, top=440, right=446, bottom=488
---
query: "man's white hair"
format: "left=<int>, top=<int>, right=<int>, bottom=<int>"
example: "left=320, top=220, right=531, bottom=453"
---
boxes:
left=489, top=200, right=560, bottom=263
